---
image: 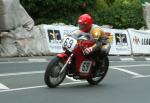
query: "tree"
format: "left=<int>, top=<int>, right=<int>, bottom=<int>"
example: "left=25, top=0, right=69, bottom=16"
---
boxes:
left=104, top=0, right=115, bottom=6
left=20, top=0, right=96, bottom=25
left=20, top=0, right=145, bottom=29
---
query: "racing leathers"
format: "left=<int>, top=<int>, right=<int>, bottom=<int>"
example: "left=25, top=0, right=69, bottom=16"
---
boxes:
left=70, top=24, right=111, bottom=55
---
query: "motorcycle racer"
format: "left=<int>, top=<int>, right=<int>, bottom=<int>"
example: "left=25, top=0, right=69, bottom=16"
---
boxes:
left=44, top=14, right=110, bottom=88
left=75, top=13, right=111, bottom=56
left=67, top=13, right=111, bottom=76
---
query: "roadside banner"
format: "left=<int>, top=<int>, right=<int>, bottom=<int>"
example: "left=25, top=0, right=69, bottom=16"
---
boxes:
left=43, top=25, right=77, bottom=53
left=105, top=29, right=132, bottom=55
left=128, top=29, right=150, bottom=54
left=43, top=25, right=132, bottom=55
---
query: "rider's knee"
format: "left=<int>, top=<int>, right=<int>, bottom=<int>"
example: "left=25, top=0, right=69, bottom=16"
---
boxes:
left=101, top=43, right=111, bottom=55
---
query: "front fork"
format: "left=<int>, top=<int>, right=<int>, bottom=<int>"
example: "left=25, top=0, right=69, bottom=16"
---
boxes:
left=58, top=53, right=74, bottom=74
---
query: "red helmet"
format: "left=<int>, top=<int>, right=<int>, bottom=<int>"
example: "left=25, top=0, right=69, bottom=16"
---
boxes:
left=78, top=14, right=93, bottom=32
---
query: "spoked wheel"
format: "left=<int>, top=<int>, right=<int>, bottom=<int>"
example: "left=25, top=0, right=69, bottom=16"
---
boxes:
left=44, top=56, right=66, bottom=88
left=87, top=56, right=109, bottom=85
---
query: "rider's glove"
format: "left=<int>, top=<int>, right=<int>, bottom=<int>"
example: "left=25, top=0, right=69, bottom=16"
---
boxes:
left=83, top=47, right=93, bottom=55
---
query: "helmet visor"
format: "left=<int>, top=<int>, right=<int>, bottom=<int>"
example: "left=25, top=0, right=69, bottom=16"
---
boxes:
left=78, top=23, right=87, bottom=31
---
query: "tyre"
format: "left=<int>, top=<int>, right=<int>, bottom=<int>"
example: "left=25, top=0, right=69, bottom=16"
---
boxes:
left=87, top=56, right=109, bottom=85
left=44, top=56, right=66, bottom=88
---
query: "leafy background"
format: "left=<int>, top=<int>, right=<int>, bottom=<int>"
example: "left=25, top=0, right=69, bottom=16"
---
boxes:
left=20, top=0, right=148, bottom=29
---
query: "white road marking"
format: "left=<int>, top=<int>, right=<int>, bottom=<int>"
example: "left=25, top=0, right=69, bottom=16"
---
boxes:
left=133, top=75, right=150, bottom=78
left=0, top=64, right=148, bottom=77
left=0, top=71, right=84, bottom=92
left=0, top=71, right=80, bottom=82
left=145, top=58, right=150, bottom=60
left=28, top=59, right=48, bottom=62
left=0, top=71, right=81, bottom=82
left=0, top=81, right=86, bottom=93
left=0, top=64, right=149, bottom=78
left=111, top=67, right=144, bottom=77
left=0, top=83, right=9, bottom=90
left=0, top=60, right=49, bottom=64
left=0, top=71, right=44, bottom=77
left=0, top=61, right=48, bottom=64
left=110, top=64, right=150, bottom=78
left=0, top=63, right=149, bottom=93
left=120, top=58, right=134, bottom=61
left=110, top=64, right=150, bottom=68
left=0, top=61, right=31, bottom=64
left=0, top=59, right=150, bottom=64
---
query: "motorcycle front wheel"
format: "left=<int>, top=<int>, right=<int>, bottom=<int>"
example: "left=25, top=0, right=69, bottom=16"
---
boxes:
left=44, top=56, right=66, bottom=88
left=87, top=56, right=109, bottom=85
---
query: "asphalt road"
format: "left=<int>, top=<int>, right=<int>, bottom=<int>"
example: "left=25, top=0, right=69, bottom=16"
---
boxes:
left=0, top=57, right=150, bottom=103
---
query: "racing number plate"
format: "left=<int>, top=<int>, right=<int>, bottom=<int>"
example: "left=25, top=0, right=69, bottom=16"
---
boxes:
left=62, top=36, right=77, bottom=52
left=80, top=61, right=92, bottom=73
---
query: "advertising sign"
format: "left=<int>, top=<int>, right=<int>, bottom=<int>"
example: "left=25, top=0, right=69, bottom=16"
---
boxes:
left=128, top=29, right=150, bottom=54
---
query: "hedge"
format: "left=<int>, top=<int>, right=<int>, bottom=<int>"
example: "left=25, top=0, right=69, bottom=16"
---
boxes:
left=20, top=0, right=146, bottom=29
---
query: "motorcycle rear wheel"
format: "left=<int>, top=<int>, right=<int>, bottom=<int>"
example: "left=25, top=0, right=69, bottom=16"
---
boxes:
left=87, top=56, right=109, bottom=85
left=44, top=56, right=66, bottom=88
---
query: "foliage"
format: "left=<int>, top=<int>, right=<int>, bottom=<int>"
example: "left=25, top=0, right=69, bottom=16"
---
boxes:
left=20, top=0, right=146, bottom=29
left=20, top=0, right=96, bottom=25
left=139, top=0, right=150, bottom=4
left=93, top=0, right=145, bottom=29
left=104, top=0, right=116, bottom=6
